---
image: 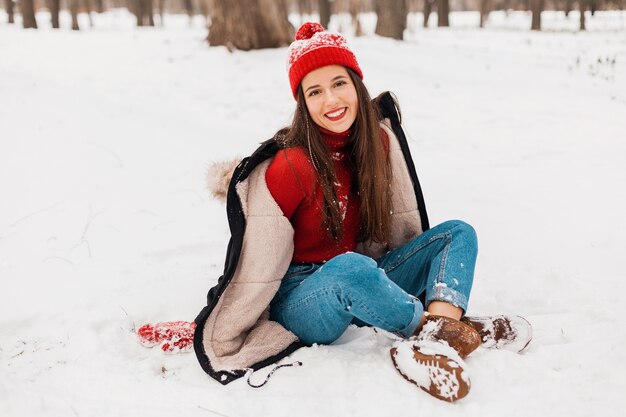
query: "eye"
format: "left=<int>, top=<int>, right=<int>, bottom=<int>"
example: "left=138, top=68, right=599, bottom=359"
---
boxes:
left=334, top=80, right=347, bottom=88
left=307, top=89, right=321, bottom=97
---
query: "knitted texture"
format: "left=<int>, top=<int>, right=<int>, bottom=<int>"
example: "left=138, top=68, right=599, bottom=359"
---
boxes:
left=137, top=321, right=196, bottom=353
left=287, top=22, right=363, bottom=98
left=265, top=129, right=359, bottom=263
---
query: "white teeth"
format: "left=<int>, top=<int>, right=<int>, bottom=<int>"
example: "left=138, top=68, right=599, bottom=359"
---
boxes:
left=326, top=108, right=346, bottom=118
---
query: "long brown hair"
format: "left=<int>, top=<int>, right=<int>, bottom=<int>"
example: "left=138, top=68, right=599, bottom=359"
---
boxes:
left=276, top=68, right=393, bottom=244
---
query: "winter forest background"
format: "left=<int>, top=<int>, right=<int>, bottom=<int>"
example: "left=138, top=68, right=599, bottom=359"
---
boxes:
left=1, top=0, right=626, bottom=416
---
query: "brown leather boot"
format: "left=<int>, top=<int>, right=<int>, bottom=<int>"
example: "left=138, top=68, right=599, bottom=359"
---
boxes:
left=461, top=315, right=533, bottom=353
left=390, top=315, right=481, bottom=402
left=390, top=342, right=470, bottom=402
left=418, top=314, right=482, bottom=359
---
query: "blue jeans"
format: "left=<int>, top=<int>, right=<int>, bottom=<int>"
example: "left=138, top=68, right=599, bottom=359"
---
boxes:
left=269, top=220, right=478, bottom=345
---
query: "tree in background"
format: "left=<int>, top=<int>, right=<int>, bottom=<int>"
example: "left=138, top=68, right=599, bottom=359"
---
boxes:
left=20, top=0, right=37, bottom=28
left=530, top=0, right=543, bottom=30
left=208, top=0, right=294, bottom=51
left=423, top=0, right=435, bottom=27
left=580, top=0, right=587, bottom=29
left=349, top=0, right=366, bottom=35
left=198, top=0, right=211, bottom=23
left=417, top=0, right=451, bottom=28
left=375, top=0, right=408, bottom=39
left=479, top=0, right=490, bottom=28
left=319, top=0, right=331, bottom=28
left=297, top=0, right=312, bottom=15
left=48, top=0, right=60, bottom=28
left=5, top=0, right=15, bottom=23
left=69, top=0, right=80, bottom=29
left=332, top=0, right=350, bottom=33
left=134, top=0, right=155, bottom=26
left=564, top=0, right=573, bottom=16
left=3, top=0, right=624, bottom=33
left=438, top=0, right=450, bottom=26
left=156, top=0, right=165, bottom=24
left=183, top=0, right=193, bottom=19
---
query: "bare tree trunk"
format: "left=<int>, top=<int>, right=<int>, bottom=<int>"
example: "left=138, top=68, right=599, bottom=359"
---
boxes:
left=564, top=0, right=572, bottom=16
left=94, top=0, right=104, bottom=13
left=134, top=0, right=154, bottom=26
left=184, top=0, right=193, bottom=18
left=335, top=0, right=351, bottom=33
left=84, top=0, right=94, bottom=27
left=438, top=0, right=449, bottom=26
left=6, top=0, right=15, bottom=23
left=147, top=0, right=155, bottom=25
left=69, top=0, right=80, bottom=29
left=21, top=0, right=38, bottom=28
left=530, top=0, right=543, bottom=30
left=130, top=0, right=142, bottom=26
left=296, top=0, right=310, bottom=27
left=349, top=0, right=363, bottom=35
left=579, top=0, right=586, bottom=30
left=48, top=0, right=60, bottom=28
left=375, top=0, right=408, bottom=39
left=423, top=0, right=434, bottom=27
left=208, top=0, right=294, bottom=51
left=157, top=0, right=165, bottom=25
left=199, top=0, right=211, bottom=23
left=298, top=0, right=312, bottom=16
left=479, top=0, right=490, bottom=27
left=319, top=0, right=331, bottom=28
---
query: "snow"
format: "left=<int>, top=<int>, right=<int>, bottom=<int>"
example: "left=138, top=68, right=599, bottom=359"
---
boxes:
left=2, top=8, right=626, bottom=417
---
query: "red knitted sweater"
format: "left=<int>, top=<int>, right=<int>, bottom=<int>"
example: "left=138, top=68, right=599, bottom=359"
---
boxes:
left=265, top=128, right=359, bottom=263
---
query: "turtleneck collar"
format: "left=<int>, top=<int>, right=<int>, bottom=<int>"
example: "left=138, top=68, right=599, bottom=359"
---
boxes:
left=319, top=126, right=353, bottom=151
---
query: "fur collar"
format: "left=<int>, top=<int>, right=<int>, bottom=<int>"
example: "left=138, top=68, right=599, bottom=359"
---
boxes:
left=207, top=159, right=241, bottom=203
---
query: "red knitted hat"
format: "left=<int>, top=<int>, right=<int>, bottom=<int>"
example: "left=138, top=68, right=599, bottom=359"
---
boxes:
left=287, top=22, right=363, bottom=99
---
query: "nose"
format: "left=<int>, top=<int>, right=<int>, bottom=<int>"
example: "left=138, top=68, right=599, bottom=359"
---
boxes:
left=325, top=90, right=339, bottom=107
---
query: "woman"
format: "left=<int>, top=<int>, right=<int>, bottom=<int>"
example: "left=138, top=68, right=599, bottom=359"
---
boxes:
left=193, top=22, right=532, bottom=402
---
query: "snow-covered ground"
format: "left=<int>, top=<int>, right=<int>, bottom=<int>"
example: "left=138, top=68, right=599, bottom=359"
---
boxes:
left=1, top=9, right=626, bottom=417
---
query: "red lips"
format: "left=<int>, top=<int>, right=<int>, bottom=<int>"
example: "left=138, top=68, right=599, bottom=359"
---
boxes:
left=325, top=107, right=347, bottom=122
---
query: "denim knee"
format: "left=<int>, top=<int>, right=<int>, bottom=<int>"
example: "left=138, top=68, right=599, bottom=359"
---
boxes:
left=326, top=251, right=376, bottom=266
left=320, top=252, right=381, bottom=290
left=443, top=220, right=478, bottom=251
left=273, top=251, right=425, bottom=343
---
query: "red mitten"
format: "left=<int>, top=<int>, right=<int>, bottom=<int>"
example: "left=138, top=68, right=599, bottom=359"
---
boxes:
left=137, top=321, right=196, bottom=354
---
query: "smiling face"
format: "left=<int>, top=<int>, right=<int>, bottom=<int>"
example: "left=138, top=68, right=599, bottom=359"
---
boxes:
left=300, top=65, right=358, bottom=133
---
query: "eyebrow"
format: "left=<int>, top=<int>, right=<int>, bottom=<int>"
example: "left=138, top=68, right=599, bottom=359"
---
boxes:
left=304, top=75, right=348, bottom=93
